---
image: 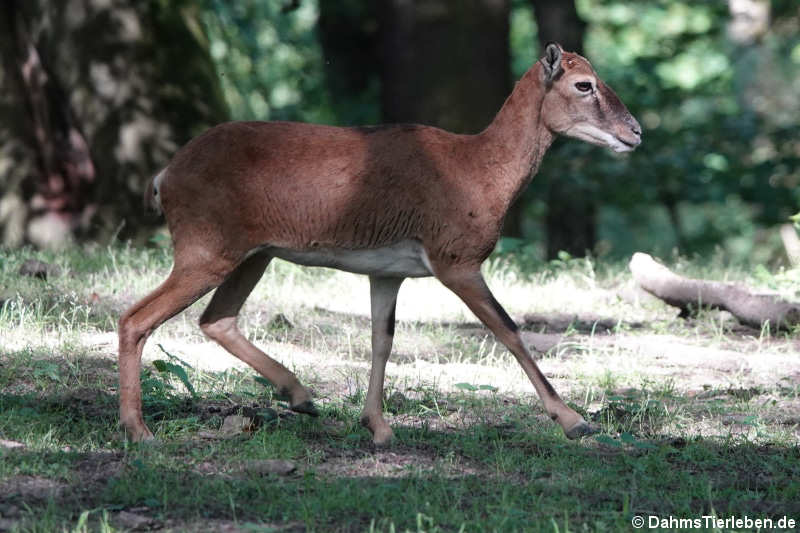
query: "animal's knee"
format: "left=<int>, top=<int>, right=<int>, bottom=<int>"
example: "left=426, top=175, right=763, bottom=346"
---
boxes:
left=119, top=311, right=146, bottom=349
left=199, top=316, right=237, bottom=342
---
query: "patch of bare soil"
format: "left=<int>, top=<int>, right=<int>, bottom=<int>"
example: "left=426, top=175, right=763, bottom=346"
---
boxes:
left=304, top=407, right=537, bottom=484
left=0, top=451, right=125, bottom=524
left=55, top=387, right=118, bottom=420
left=0, top=475, right=68, bottom=503
left=456, top=325, right=564, bottom=353
left=160, top=518, right=305, bottom=532
left=111, top=509, right=162, bottom=531
left=313, top=441, right=486, bottom=480
left=314, top=447, right=442, bottom=478
left=73, top=451, right=126, bottom=485
left=521, top=312, right=645, bottom=334
left=99, top=508, right=307, bottom=533
left=257, top=309, right=798, bottom=442
left=1, top=353, right=118, bottom=403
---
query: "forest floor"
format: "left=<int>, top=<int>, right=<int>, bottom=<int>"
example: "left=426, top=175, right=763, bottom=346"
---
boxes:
left=1, top=245, right=799, bottom=532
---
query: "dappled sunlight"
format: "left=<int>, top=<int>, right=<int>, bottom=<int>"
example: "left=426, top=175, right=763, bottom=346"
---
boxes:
left=3, top=243, right=799, bottom=530
left=2, top=0, right=800, bottom=529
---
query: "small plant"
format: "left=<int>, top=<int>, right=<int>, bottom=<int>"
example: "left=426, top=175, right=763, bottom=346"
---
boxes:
left=596, top=391, right=669, bottom=436
left=453, top=382, right=498, bottom=393
left=594, top=431, right=656, bottom=450
left=152, top=344, right=197, bottom=399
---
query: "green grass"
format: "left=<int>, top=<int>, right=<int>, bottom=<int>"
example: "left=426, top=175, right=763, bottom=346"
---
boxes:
left=1, top=244, right=799, bottom=532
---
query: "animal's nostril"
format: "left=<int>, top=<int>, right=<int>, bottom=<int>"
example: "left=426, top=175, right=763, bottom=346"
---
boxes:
left=631, top=125, right=642, bottom=136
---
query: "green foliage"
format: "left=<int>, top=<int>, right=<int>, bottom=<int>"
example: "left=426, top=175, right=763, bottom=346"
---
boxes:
left=509, top=0, right=537, bottom=80
left=200, top=0, right=335, bottom=123
left=152, top=344, right=198, bottom=399
left=582, top=0, right=799, bottom=261
left=505, top=1, right=800, bottom=262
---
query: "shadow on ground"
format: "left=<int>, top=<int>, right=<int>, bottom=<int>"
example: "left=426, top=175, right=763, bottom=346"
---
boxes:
left=2, top=353, right=799, bottom=531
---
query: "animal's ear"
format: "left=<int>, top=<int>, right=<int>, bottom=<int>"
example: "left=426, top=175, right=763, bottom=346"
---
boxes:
left=541, top=42, right=563, bottom=82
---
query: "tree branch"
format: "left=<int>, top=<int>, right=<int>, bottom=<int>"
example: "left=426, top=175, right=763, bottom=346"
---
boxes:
left=629, top=252, right=800, bottom=331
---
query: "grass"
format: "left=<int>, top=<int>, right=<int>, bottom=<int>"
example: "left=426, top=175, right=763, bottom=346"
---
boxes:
left=0, top=244, right=799, bottom=532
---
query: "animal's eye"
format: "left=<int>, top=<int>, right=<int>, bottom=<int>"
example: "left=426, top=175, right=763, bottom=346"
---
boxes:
left=575, top=82, right=592, bottom=93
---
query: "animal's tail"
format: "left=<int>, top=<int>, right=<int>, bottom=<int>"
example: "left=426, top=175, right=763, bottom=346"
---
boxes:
left=144, top=169, right=165, bottom=215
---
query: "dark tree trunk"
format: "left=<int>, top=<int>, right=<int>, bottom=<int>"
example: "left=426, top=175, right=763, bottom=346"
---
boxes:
left=379, top=0, right=510, bottom=135
left=0, top=1, right=227, bottom=248
left=543, top=169, right=596, bottom=259
left=0, top=0, right=95, bottom=246
left=522, top=0, right=593, bottom=258
left=317, top=1, right=381, bottom=125
left=529, top=0, right=586, bottom=54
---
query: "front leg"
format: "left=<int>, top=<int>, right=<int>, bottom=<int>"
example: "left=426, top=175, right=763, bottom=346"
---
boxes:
left=361, top=276, right=404, bottom=446
left=436, top=266, right=596, bottom=439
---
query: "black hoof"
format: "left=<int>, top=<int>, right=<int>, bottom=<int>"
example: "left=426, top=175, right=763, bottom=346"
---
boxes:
left=290, top=400, right=319, bottom=417
left=565, top=420, right=600, bottom=440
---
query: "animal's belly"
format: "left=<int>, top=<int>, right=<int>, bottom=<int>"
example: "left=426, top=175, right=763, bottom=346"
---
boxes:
left=268, top=239, right=434, bottom=278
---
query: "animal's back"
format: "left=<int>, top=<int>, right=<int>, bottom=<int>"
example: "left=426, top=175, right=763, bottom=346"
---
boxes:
left=157, top=121, right=462, bottom=254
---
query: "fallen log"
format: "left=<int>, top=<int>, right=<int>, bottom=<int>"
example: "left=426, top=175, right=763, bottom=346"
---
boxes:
left=780, top=224, right=800, bottom=267
left=629, top=252, right=800, bottom=331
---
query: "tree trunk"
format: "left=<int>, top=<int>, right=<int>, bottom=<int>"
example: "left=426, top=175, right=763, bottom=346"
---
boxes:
left=529, top=0, right=586, bottom=55
left=524, top=0, right=593, bottom=258
left=0, top=0, right=228, bottom=248
left=317, top=1, right=381, bottom=125
left=0, top=0, right=95, bottom=247
left=379, top=0, right=510, bottom=135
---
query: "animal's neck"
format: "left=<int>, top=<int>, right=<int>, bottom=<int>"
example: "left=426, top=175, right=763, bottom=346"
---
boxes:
left=475, top=62, right=554, bottom=209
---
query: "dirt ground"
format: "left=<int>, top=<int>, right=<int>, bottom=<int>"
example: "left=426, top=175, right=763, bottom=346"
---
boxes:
left=2, top=295, right=799, bottom=531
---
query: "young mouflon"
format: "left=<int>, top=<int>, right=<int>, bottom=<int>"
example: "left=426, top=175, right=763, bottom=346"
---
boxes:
left=119, top=43, right=641, bottom=444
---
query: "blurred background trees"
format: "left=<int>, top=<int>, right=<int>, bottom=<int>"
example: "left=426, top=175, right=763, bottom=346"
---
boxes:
left=0, top=0, right=227, bottom=247
left=1, top=0, right=798, bottom=267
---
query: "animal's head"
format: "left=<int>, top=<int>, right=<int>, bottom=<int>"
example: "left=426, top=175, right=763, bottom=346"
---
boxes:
left=539, top=43, right=641, bottom=153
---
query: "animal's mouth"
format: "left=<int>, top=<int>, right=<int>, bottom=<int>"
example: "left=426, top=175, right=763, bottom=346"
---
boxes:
left=613, top=135, right=640, bottom=152
left=563, top=124, right=641, bottom=153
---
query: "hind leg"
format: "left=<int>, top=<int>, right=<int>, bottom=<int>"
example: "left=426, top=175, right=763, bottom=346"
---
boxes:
left=198, top=252, right=316, bottom=415
left=118, top=258, right=232, bottom=441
